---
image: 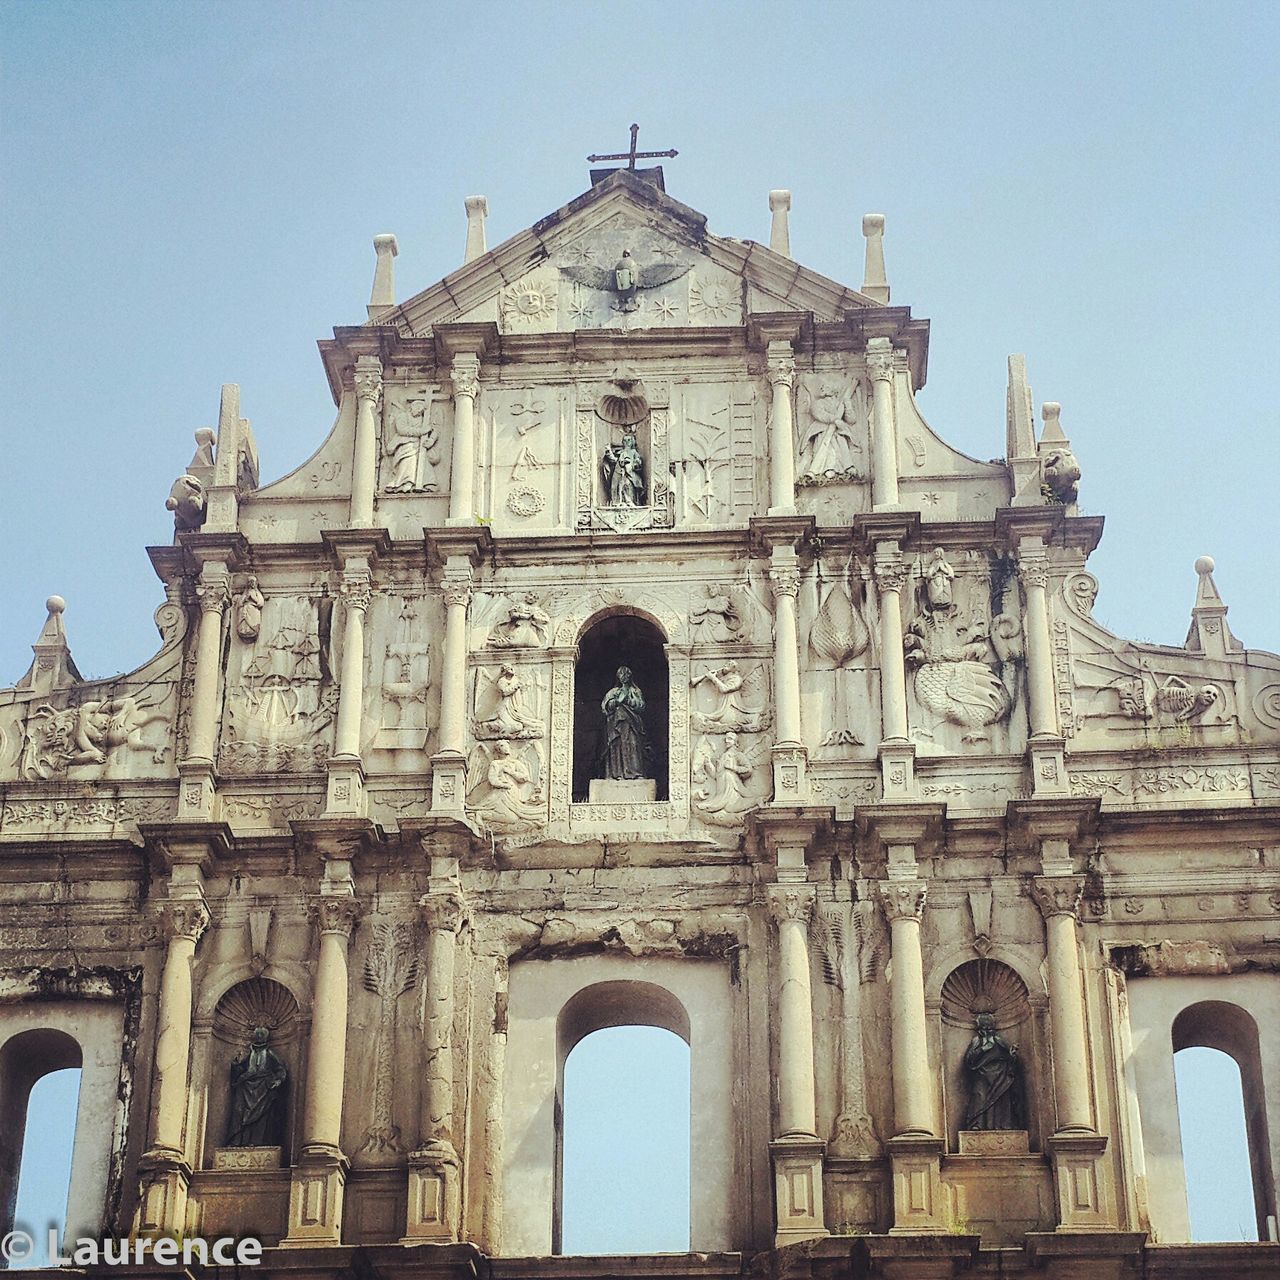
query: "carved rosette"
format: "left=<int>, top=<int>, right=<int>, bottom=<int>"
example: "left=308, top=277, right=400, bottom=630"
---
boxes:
left=162, top=898, right=211, bottom=944
left=420, top=891, right=469, bottom=935
left=872, top=554, right=909, bottom=596
left=766, top=885, right=816, bottom=928
left=311, top=895, right=362, bottom=938
left=1031, top=875, right=1084, bottom=920
left=878, top=879, right=927, bottom=924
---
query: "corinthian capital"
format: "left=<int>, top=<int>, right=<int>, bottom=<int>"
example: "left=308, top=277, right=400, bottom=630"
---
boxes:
left=442, top=571, right=473, bottom=609
left=196, top=568, right=231, bottom=615
left=1031, top=875, right=1084, bottom=920
left=872, top=553, right=909, bottom=595
left=354, top=356, right=383, bottom=406
left=766, top=885, right=815, bottom=928
left=420, top=890, right=469, bottom=935
left=312, top=895, right=362, bottom=938
left=878, top=879, right=926, bottom=923
left=163, top=898, right=211, bottom=944
left=766, top=351, right=796, bottom=389
left=451, top=354, right=481, bottom=400
left=1018, top=554, right=1049, bottom=592
left=769, top=566, right=800, bottom=601
left=865, top=337, right=895, bottom=383
left=342, top=570, right=374, bottom=613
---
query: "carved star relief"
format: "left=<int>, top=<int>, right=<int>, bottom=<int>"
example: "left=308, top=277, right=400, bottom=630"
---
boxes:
left=652, top=297, right=679, bottom=321
left=567, top=297, right=594, bottom=323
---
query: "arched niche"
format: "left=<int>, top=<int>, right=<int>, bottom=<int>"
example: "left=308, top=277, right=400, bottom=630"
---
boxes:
left=204, top=977, right=302, bottom=1165
left=572, top=611, right=669, bottom=801
left=1172, top=1000, right=1274, bottom=1240
left=939, top=959, right=1039, bottom=1150
left=502, top=955, right=737, bottom=1255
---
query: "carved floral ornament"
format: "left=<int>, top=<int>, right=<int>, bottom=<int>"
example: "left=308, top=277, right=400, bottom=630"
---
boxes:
left=872, top=554, right=910, bottom=595
left=197, top=573, right=231, bottom=615
left=767, top=886, right=816, bottom=927
left=1030, top=875, right=1084, bottom=920
left=878, top=879, right=927, bottom=923
left=163, top=898, right=211, bottom=943
left=419, top=890, right=469, bottom=934
left=451, top=356, right=481, bottom=401
left=1017, top=555, right=1050, bottom=592
left=311, top=895, right=362, bottom=937
left=864, top=339, right=895, bottom=383
left=766, top=350, right=796, bottom=388
left=342, top=572, right=374, bottom=613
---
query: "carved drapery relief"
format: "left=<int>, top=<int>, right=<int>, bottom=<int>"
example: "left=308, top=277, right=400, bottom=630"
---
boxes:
left=485, top=592, right=552, bottom=649
left=904, top=548, right=1023, bottom=752
left=221, top=592, right=336, bottom=774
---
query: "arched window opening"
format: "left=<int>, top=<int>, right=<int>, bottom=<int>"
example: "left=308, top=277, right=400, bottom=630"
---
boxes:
left=1173, top=1047, right=1256, bottom=1241
left=1172, top=1000, right=1273, bottom=1242
left=559, top=1025, right=691, bottom=1255
left=573, top=614, right=669, bottom=801
left=0, top=1029, right=83, bottom=1265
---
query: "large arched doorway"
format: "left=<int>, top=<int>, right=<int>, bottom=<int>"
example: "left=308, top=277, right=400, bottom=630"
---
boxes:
left=573, top=613, right=669, bottom=801
left=556, top=985, right=691, bottom=1254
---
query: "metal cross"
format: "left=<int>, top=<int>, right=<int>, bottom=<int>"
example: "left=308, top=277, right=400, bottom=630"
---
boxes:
left=588, top=123, right=678, bottom=170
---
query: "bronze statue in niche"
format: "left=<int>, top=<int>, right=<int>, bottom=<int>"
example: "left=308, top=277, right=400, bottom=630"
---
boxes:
left=962, top=1012, right=1023, bottom=1130
left=227, top=1025, right=288, bottom=1147
left=599, top=665, right=653, bottom=780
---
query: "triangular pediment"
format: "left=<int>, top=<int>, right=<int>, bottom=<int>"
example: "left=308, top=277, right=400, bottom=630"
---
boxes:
left=372, top=170, right=880, bottom=338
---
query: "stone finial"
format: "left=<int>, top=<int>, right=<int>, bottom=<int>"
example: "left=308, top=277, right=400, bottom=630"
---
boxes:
left=1040, top=402, right=1067, bottom=444
left=1038, top=401, right=1080, bottom=506
left=15, top=594, right=82, bottom=694
left=368, top=233, right=399, bottom=315
left=769, top=189, right=792, bottom=258
left=1185, top=554, right=1236, bottom=657
left=1006, top=355, right=1042, bottom=507
left=464, top=196, right=489, bottom=264
left=861, top=213, right=889, bottom=303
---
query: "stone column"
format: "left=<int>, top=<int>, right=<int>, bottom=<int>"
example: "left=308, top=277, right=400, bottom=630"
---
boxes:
left=1019, top=543, right=1068, bottom=794
left=872, top=547, right=915, bottom=799
left=134, top=899, right=209, bottom=1235
left=405, top=889, right=469, bottom=1241
left=769, top=552, right=808, bottom=798
left=283, top=891, right=360, bottom=1245
left=178, top=563, right=229, bottom=818
left=766, top=885, right=827, bottom=1244
left=431, top=565, right=473, bottom=810
left=351, top=356, right=382, bottom=528
left=766, top=341, right=797, bottom=515
left=447, top=353, right=482, bottom=525
left=866, top=338, right=899, bottom=510
left=327, top=565, right=372, bottom=814
left=1032, top=874, right=1115, bottom=1228
left=878, top=877, right=946, bottom=1233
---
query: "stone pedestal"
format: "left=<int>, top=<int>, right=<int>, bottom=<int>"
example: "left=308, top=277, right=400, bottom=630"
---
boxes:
left=855, top=1232, right=980, bottom=1280
left=134, top=1150, right=191, bottom=1237
left=281, top=1145, right=349, bottom=1246
left=588, top=778, right=656, bottom=803
left=1025, top=1230, right=1147, bottom=1280
left=430, top=751, right=467, bottom=812
left=769, top=1134, right=828, bottom=1245
left=403, top=1141, right=462, bottom=1242
left=325, top=757, right=365, bottom=816
left=887, top=1134, right=946, bottom=1233
left=879, top=741, right=916, bottom=800
left=1047, top=1131, right=1114, bottom=1230
left=1030, top=735, right=1069, bottom=796
left=957, top=1128, right=1030, bottom=1155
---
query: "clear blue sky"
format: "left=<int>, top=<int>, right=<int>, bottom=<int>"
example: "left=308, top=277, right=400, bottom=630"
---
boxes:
left=1, top=0, right=1273, bottom=1250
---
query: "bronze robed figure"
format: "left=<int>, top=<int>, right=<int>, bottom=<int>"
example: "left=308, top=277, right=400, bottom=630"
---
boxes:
left=962, top=1012, right=1023, bottom=1130
left=599, top=665, right=653, bottom=780
left=227, top=1025, right=288, bottom=1147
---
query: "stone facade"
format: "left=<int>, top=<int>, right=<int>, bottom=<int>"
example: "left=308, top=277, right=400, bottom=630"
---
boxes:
left=1, top=168, right=1278, bottom=1279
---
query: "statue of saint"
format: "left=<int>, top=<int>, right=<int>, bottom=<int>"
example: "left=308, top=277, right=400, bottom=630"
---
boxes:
left=962, top=1012, right=1023, bottom=1130
left=602, top=431, right=646, bottom=506
left=227, top=1025, right=288, bottom=1147
left=599, top=665, right=652, bottom=780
